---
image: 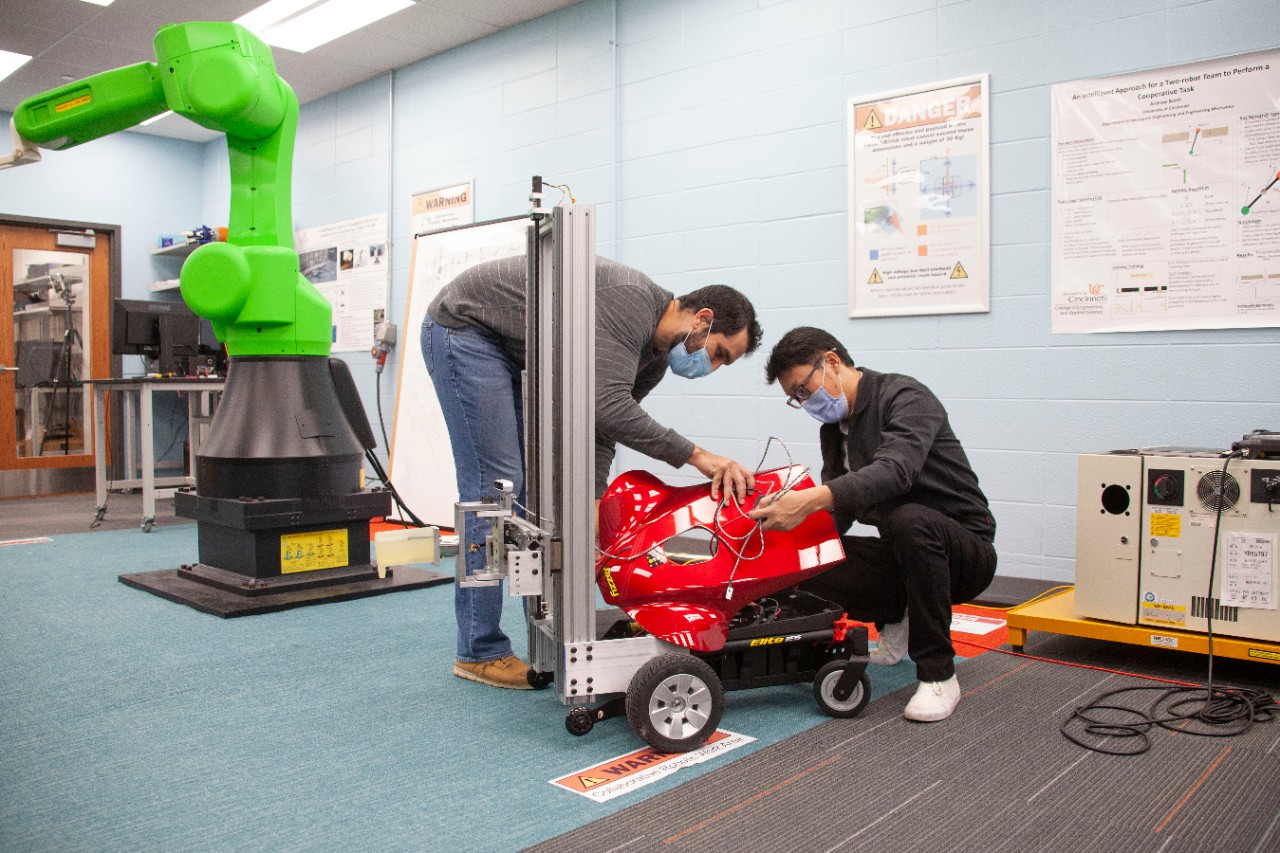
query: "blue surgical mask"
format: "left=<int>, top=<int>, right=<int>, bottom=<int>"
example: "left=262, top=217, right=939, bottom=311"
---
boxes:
left=801, top=364, right=849, bottom=423
left=667, top=320, right=713, bottom=379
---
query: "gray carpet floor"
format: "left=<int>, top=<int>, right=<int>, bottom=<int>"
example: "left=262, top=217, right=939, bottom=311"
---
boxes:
left=528, top=633, right=1280, bottom=853
left=0, top=490, right=190, bottom=538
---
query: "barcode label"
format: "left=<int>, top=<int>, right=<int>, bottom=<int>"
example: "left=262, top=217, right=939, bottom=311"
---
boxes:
left=1191, top=596, right=1239, bottom=622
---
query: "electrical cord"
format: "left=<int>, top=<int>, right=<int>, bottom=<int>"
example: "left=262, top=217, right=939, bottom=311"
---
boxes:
left=1059, top=450, right=1278, bottom=756
left=593, top=436, right=815, bottom=601
left=376, top=370, right=391, bottom=457
left=973, top=584, right=1076, bottom=612
left=364, top=448, right=425, bottom=529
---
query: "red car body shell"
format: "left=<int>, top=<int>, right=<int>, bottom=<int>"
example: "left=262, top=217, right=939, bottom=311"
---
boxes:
left=595, top=467, right=846, bottom=652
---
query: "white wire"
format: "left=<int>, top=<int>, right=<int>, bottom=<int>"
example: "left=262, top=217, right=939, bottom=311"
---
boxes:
left=594, top=436, right=814, bottom=599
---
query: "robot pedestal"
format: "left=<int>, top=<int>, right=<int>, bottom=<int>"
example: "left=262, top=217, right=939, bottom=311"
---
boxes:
left=118, top=357, right=450, bottom=616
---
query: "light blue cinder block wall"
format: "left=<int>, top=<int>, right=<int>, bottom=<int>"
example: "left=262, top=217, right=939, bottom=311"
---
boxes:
left=199, top=0, right=1277, bottom=582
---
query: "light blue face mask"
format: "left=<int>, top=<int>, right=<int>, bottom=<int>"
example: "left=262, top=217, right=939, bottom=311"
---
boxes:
left=667, top=319, right=713, bottom=379
left=801, top=363, right=849, bottom=423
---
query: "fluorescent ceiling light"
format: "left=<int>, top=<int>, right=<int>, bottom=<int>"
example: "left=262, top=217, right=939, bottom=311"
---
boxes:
left=78, top=0, right=117, bottom=5
left=236, top=0, right=413, bottom=53
left=0, top=50, right=32, bottom=85
left=140, top=110, right=173, bottom=126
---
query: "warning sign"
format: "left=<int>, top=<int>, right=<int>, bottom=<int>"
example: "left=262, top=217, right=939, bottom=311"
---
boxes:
left=868, top=268, right=883, bottom=285
left=950, top=261, right=968, bottom=279
left=862, top=109, right=883, bottom=130
left=550, top=730, right=755, bottom=802
left=950, top=612, right=1004, bottom=636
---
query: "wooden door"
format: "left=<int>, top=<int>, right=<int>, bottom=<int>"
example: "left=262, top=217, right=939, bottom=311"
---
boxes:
left=1, top=220, right=113, bottom=496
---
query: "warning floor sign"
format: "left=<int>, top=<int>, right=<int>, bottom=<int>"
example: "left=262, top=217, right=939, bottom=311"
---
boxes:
left=550, top=730, right=755, bottom=802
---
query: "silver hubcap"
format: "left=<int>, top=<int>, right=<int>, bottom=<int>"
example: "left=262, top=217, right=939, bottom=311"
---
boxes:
left=822, top=670, right=863, bottom=710
left=647, top=673, right=712, bottom=740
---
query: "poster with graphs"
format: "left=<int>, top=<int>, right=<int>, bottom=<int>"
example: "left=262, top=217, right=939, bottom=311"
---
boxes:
left=1051, top=48, right=1280, bottom=333
left=847, top=74, right=990, bottom=318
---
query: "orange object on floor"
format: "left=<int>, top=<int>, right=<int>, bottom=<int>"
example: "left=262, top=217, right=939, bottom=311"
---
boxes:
left=950, top=604, right=1009, bottom=657
left=860, top=604, right=1009, bottom=659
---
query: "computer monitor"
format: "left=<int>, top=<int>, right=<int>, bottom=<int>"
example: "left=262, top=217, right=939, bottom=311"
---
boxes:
left=111, top=298, right=203, bottom=375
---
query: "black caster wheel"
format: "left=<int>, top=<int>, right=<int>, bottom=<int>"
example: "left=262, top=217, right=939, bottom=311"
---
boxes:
left=141, top=517, right=154, bottom=533
left=565, top=706, right=595, bottom=736
left=527, top=669, right=553, bottom=690
left=813, top=660, right=871, bottom=719
left=626, top=653, right=724, bottom=753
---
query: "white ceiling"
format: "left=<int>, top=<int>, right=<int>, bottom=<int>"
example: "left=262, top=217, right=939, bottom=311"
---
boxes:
left=0, top=0, right=585, bottom=143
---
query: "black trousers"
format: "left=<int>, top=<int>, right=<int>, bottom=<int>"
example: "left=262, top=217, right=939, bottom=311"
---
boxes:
left=798, top=503, right=997, bottom=682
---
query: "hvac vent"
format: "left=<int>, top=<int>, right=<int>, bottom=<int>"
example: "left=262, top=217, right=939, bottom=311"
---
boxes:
left=1196, top=470, right=1240, bottom=513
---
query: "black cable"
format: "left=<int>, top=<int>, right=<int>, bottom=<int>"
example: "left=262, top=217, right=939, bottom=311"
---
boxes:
left=365, top=448, right=425, bottom=528
left=155, top=392, right=189, bottom=463
left=1061, top=451, right=1278, bottom=755
left=376, top=369, right=391, bottom=457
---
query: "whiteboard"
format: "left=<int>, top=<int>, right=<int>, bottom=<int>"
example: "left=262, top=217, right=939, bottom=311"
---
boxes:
left=388, top=217, right=531, bottom=525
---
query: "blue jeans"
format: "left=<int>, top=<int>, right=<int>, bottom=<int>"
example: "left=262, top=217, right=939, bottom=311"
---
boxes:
left=423, top=320, right=525, bottom=663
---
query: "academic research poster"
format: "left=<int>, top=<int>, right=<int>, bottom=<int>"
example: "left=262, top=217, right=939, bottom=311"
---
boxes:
left=1051, top=49, right=1280, bottom=333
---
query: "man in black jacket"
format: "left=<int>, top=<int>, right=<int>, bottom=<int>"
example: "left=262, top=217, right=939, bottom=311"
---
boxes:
left=744, top=326, right=997, bottom=722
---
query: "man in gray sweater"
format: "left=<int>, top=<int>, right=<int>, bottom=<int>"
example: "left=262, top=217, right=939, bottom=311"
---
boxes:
left=424, top=255, right=763, bottom=689
left=748, top=326, right=996, bottom=722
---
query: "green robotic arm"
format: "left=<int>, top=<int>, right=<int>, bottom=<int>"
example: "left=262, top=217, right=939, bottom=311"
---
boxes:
left=8, top=21, right=330, bottom=357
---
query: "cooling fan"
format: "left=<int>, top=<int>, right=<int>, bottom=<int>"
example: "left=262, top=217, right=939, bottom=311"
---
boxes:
left=1195, top=469, right=1241, bottom=513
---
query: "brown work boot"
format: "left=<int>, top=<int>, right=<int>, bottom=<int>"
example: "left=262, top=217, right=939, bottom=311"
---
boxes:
left=453, top=655, right=533, bottom=689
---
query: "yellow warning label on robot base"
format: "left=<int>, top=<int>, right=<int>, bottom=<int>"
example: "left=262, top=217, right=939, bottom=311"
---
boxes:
left=950, top=261, right=968, bottom=279
left=1150, top=514, right=1181, bottom=538
left=280, top=529, right=348, bottom=573
left=1248, top=648, right=1280, bottom=662
left=868, top=268, right=883, bottom=285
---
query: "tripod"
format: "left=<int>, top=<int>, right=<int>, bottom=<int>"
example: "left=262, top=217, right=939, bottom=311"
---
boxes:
left=38, top=273, right=84, bottom=456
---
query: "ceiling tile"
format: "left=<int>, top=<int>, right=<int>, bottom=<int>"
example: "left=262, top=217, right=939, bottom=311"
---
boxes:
left=1, top=0, right=588, bottom=139
left=421, top=0, right=583, bottom=29
left=0, top=22, right=65, bottom=57
left=43, top=35, right=155, bottom=72
left=1, top=0, right=102, bottom=33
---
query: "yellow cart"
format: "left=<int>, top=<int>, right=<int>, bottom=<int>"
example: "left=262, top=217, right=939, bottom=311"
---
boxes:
left=1006, top=588, right=1280, bottom=667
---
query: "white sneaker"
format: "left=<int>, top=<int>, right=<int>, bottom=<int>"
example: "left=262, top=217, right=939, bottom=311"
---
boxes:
left=903, top=674, right=961, bottom=722
left=868, top=615, right=908, bottom=666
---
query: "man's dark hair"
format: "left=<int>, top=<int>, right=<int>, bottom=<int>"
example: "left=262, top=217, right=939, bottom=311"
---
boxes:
left=676, top=285, right=763, bottom=355
left=764, top=326, right=855, bottom=384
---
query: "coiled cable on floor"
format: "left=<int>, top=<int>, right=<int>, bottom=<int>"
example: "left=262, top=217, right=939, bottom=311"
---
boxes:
left=1060, top=683, right=1276, bottom=756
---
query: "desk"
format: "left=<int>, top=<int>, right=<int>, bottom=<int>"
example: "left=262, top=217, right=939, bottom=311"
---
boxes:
left=85, top=377, right=225, bottom=531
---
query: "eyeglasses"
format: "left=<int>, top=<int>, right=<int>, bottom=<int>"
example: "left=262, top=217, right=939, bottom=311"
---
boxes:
left=785, top=357, right=825, bottom=409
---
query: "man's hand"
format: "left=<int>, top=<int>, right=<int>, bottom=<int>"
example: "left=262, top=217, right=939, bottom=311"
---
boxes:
left=689, top=447, right=756, bottom=503
left=747, top=485, right=833, bottom=532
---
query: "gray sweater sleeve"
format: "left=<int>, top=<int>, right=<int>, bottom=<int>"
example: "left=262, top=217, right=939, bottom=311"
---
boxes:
left=592, top=269, right=694, bottom=494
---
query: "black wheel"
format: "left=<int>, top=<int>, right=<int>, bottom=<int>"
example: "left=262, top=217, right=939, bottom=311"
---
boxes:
left=527, top=669, right=553, bottom=690
left=565, top=707, right=595, bottom=736
left=625, top=654, right=724, bottom=753
left=813, top=660, right=871, bottom=718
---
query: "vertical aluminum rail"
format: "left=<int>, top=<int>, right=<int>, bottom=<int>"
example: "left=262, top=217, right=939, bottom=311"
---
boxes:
left=526, top=205, right=597, bottom=694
